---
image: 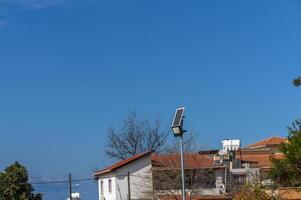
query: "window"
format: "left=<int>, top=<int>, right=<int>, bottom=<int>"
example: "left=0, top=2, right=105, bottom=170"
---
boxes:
left=100, top=181, right=103, bottom=194
left=234, top=175, right=246, bottom=186
left=108, top=179, right=112, bottom=193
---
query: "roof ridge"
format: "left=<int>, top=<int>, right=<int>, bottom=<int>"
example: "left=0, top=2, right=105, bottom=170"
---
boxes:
left=94, top=150, right=154, bottom=176
left=245, top=136, right=285, bottom=148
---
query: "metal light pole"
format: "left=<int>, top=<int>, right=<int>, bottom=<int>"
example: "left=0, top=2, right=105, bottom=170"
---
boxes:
left=171, top=107, right=186, bottom=200
left=179, top=133, right=185, bottom=200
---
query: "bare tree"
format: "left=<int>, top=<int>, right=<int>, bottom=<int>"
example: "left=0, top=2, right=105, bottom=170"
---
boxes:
left=164, top=131, right=206, bottom=153
left=105, top=112, right=169, bottom=160
left=152, top=153, right=215, bottom=200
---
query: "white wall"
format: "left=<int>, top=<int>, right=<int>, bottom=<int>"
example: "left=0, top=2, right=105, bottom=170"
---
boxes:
left=98, top=175, right=117, bottom=200
left=115, top=155, right=153, bottom=200
left=97, top=154, right=152, bottom=200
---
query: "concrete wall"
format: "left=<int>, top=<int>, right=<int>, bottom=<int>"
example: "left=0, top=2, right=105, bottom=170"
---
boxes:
left=215, top=168, right=225, bottom=190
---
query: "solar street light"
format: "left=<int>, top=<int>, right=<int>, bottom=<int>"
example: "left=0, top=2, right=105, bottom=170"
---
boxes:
left=171, top=107, right=186, bottom=200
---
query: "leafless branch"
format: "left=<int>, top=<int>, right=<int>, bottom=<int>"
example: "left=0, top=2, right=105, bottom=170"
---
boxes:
left=105, top=112, right=169, bottom=160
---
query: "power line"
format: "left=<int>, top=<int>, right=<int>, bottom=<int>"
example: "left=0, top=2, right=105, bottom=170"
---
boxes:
left=29, top=174, right=153, bottom=185
left=29, top=177, right=95, bottom=185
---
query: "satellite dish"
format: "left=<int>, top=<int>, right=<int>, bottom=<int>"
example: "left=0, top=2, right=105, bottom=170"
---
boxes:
left=218, top=149, right=227, bottom=156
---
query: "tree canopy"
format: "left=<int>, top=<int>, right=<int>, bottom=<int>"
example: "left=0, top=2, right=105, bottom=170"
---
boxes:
left=0, top=162, right=42, bottom=200
left=270, top=120, right=301, bottom=187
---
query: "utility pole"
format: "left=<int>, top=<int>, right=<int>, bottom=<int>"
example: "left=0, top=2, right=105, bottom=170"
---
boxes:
left=69, top=173, right=72, bottom=200
left=127, top=171, right=131, bottom=200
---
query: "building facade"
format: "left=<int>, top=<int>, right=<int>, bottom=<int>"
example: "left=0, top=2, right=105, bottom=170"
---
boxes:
left=95, top=152, right=153, bottom=200
left=94, top=136, right=286, bottom=200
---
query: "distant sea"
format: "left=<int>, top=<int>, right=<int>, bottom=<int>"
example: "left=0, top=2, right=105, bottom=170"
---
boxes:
left=34, top=180, right=98, bottom=200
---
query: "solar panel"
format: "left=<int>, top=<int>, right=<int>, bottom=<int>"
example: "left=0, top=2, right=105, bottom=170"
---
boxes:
left=172, top=107, right=185, bottom=127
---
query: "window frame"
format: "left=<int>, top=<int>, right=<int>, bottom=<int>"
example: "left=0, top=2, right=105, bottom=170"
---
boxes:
left=108, top=179, right=112, bottom=193
left=100, top=180, right=104, bottom=194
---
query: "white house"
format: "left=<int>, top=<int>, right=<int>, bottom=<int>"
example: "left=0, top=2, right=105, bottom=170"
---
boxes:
left=94, top=151, right=153, bottom=200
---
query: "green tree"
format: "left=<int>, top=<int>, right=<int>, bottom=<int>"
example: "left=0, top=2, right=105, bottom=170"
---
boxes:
left=0, top=162, right=42, bottom=200
left=233, top=183, right=280, bottom=200
left=293, top=77, right=301, bottom=87
left=270, top=120, right=301, bottom=187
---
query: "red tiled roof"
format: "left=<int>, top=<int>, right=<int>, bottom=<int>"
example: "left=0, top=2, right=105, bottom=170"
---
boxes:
left=278, top=188, right=301, bottom=200
left=158, top=194, right=229, bottom=200
left=245, top=137, right=286, bottom=149
left=151, top=153, right=217, bottom=169
left=236, top=153, right=284, bottom=168
left=94, top=151, right=153, bottom=177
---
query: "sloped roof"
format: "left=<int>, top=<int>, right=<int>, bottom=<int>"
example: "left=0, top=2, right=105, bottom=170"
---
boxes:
left=245, top=137, right=286, bottom=149
left=237, top=153, right=284, bottom=168
left=151, top=153, right=219, bottom=169
left=94, top=151, right=153, bottom=177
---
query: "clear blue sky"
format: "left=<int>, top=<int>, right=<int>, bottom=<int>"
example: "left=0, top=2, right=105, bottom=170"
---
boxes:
left=0, top=0, right=301, bottom=198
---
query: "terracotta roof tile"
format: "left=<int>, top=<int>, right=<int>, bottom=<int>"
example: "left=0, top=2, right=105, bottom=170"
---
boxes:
left=245, top=137, right=286, bottom=149
left=236, top=153, right=284, bottom=168
left=151, top=153, right=216, bottom=169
